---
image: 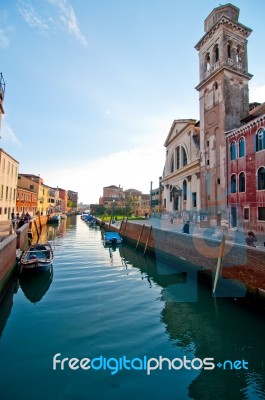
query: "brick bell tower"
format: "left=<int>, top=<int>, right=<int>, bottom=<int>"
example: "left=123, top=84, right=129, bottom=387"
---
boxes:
left=195, top=4, right=252, bottom=224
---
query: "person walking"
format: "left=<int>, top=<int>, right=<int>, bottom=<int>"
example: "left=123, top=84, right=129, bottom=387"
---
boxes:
left=182, top=220, right=190, bottom=234
left=245, top=231, right=257, bottom=247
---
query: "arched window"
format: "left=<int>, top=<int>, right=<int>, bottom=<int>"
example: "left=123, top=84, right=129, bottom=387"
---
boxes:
left=238, top=137, right=245, bottom=157
left=239, top=172, right=245, bottom=192
left=175, top=147, right=180, bottom=170
left=231, top=174, right=236, bottom=193
left=214, top=44, right=219, bottom=63
left=205, top=53, right=210, bottom=71
left=230, top=141, right=236, bottom=160
left=227, top=41, right=232, bottom=59
left=170, top=156, right=174, bottom=173
left=182, top=147, right=188, bottom=166
left=183, top=180, right=187, bottom=201
left=255, top=128, right=265, bottom=152
left=236, top=45, right=241, bottom=63
left=258, top=167, right=265, bottom=190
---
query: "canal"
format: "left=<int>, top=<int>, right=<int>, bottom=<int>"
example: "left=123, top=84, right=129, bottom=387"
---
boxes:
left=0, top=216, right=264, bottom=400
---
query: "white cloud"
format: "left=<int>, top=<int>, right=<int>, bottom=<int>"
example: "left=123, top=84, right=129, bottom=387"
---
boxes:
left=17, top=0, right=50, bottom=36
left=47, top=0, right=88, bottom=46
left=16, top=0, right=88, bottom=45
left=0, top=117, right=21, bottom=146
left=40, top=140, right=165, bottom=204
left=0, top=28, right=10, bottom=48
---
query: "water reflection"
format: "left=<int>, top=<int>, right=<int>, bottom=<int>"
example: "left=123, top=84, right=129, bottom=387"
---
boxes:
left=19, top=266, right=53, bottom=304
left=0, top=279, right=19, bottom=339
left=119, top=246, right=265, bottom=400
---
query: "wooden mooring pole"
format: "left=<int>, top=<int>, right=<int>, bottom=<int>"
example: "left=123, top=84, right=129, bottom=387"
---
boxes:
left=143, top=226, right=152, bottom=256
left=136, top=224, right=145, bottom=250
left=213, top=234, right=226, bottom=294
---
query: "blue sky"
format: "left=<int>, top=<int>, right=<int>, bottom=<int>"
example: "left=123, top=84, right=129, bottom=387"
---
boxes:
left=1, top=0, right=265, bottom=204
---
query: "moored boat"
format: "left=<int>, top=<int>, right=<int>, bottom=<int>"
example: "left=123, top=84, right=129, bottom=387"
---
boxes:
left=20, top=243, right=54, bottom=273
left=103, top=231, right=123, bottom=245
left=47, top=215, right=60, bottom=224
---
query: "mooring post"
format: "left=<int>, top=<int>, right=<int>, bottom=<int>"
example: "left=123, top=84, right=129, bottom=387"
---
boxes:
left=213, top=234, right=226, bottom=294
left=144, top=226, right=152, bottom=256
left=136, top=224, right=145, bottom=250
left=123, top=219, right=128, bottom=235
left=119, top=219, right=123, bottom=234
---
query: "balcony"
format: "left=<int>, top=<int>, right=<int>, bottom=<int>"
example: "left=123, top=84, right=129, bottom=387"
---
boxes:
left=212, top=61, right=220, bottom=72
left=0, top=73, right=5, bottom=101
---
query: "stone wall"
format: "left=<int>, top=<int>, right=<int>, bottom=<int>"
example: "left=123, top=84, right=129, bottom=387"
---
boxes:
left=0, top=235, right=17, bottom=299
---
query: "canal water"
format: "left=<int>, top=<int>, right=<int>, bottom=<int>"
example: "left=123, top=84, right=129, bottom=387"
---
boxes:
left=0, top=216, right=264, bottom=400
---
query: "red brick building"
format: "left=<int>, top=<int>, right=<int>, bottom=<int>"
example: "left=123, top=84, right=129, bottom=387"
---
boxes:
left=226, top=102, right=265, bottom=232
left=99, top=185, right=124, bottom=205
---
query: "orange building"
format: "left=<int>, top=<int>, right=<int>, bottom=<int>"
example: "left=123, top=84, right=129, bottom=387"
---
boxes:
left=17, top=186, right=38, bottom=216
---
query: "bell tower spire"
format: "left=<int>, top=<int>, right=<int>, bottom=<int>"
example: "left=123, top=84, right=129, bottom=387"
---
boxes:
left=195, top=3, right=252, bottom=220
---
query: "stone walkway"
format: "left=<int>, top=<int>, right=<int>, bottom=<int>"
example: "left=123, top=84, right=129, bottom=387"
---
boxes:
left=119, top=217, right=265, bottom=251
left=0, top=221, right=14, bottom=241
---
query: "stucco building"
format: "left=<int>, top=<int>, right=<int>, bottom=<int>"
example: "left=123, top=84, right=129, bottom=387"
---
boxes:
left=17, top=186, right=38, bottom=216
left=0, top=149, right=19, bottom=221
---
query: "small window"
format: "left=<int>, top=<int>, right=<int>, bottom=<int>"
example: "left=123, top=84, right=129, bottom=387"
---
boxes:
left=243, top=208, right=249, bottom=220
left=217, top=178, right=220, bottom=185
left=230, top=141, right=236, bottom=160
left=239, top=172, right=245, bottom=192
left=258, top=207, right=265, bottom=221
left=231, top=174, right=236, bottom=193
left=239, top=138, right=245, bottom=157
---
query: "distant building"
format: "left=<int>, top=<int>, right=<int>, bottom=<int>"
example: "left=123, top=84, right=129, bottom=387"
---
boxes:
left=17, top=186, right=38, bottom=216
left=0, top=149, right=19, bottom=221
left=99, top=185, right=124, bottom=206
left=18, top=174, right=47, bottom=215
left=58, top=188, right=68, bottom=213
left=68, top=190, right=78, bottom=211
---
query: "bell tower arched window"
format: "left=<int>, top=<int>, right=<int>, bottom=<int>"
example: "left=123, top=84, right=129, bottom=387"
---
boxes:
left=214, top=44, right=219, bottom=63
left=227, top=41, right=232, bottom=60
